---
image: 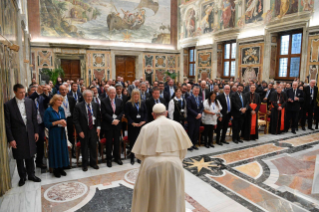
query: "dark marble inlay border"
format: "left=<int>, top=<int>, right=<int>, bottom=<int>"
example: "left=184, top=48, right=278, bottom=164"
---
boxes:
left=183, top=130, right=319, bottom=212
left=76, top=184, right=133, bottom=212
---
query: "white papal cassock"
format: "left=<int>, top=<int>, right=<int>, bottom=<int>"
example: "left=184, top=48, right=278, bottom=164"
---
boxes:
left=131, top=114, right=193, bottom=212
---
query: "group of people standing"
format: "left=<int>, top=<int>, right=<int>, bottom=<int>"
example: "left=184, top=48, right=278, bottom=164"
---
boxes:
left=4, top=75, right=319, bottom=186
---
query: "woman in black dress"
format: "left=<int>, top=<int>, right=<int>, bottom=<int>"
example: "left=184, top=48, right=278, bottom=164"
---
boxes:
left=125, top=89, right=147, bottom=165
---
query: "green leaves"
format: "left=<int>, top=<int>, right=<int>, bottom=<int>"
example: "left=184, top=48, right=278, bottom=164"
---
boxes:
left=165, top=71, right=176, bottom=79
left=41, top=67, right=65, bottom=85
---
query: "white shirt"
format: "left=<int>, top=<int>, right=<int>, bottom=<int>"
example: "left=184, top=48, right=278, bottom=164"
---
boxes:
left=15, top=97, right=27, bottom=126
left=169, top=87, right=175, bottom=97
left=72, top=91, right=79, bottom=102
left=61, top=95, right=71, bottom=118
left=85, top=102, right=101, bottom=129
left=202, top=99, right=222, bottom=125
left=224, top=93, right=231, bottom=112
left=168, top=97, right=187, bottom=119
left=35, top=98, right=43, bottom=124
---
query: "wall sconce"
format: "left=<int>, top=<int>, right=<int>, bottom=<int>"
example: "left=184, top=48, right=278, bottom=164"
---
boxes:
left=9, top=44, right=20, bottom=52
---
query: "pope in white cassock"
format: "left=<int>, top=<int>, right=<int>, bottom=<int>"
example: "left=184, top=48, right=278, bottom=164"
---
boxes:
left=131, top=103, right=193, bottom=212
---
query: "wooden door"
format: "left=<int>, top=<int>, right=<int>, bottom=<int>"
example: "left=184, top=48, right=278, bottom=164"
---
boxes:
left=61, top=60, right=81, bottom=82
left=115, top=56, right=136, bottom=82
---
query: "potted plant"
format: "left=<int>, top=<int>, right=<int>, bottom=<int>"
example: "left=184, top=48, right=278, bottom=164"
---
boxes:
left=41, top=67, right=65, bottom=85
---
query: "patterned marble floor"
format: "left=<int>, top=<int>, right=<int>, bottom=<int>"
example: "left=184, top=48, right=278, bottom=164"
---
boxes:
left=1, top=128, right=319, bottom=212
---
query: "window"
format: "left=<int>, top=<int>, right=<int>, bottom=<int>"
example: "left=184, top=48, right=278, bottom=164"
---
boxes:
left=222, top=42, right=236, bottom=78
left=188, top=47, right=196, bottom=78
left=276, top=31, right=302, bottom=79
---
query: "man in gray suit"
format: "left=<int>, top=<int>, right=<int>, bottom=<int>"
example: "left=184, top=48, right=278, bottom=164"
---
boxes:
left=4, top=83, right=41, bottom=187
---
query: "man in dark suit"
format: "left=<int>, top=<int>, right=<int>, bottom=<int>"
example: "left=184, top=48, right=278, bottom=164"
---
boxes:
left=302, top=80, right=318, bottom=130
left=181, top=84, right=189, bottom=99
left=140, top=82, right=151, bottom=101
left=101, top=86, right=124, bottom=167
left=231, top=84, right=248, bottom=144
left=262, top=83, right=274, bottom=106
left=68, top=82, right=83, bottom=103
left=199, top=81, right=210, bottom=101
left=216, top=85, right=232, bottom=145
left=243, top=80, right=254, bottom=94
left=59, top=85, right=76, bottom=157
left=145, top=87, right=166, bottom=123
left=90, top=86, right=103, bottom=110
left=158, top=81, right=170, bottom=106
left=115, top=83, right=129, bottom=104
left=187, top=86, right=203, bottom=151
left=286, top=82, right=304, bottom=133
left=4, top=84, right=41, bottom=186
left=28, top=85, right=51, bottom=168
left=164, top=79, right=177, bottom=100
left=73, top=90, right=101, bottom=171
left=100, top=84, right=110, bottom=99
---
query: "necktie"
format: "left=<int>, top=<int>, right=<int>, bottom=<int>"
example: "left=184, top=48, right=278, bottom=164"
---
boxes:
left=227, top=95, right=230, bottom=112
left=87, top=105, right=93, bottom=130
left=74, top=92, right=77, bottom=101
left=239, top=94, right=243, bottom=107
left=202, top=91, right=205, bottom=101
left=293, top=90, right=295, bottom=98
left=195, top=96, right=199, bottom=108
left=111, top=100, right=115, bottom=113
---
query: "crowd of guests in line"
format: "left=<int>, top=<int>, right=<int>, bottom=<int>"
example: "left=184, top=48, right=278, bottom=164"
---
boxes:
left=5, top=75, right=319, bottom=186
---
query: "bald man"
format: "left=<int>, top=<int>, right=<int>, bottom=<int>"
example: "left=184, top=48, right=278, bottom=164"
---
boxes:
left=302, top=80, right=318, bottom=130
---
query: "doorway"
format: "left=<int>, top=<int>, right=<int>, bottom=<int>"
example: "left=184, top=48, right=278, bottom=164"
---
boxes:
left=115, top=56, right=136, bottom=82
left=61, top=59, right=81, bottom=82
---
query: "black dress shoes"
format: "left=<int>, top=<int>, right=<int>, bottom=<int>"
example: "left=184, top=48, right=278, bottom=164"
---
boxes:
left=59, top=168, right=67, bottom=176
left=130, top=158, right=135, bottom=165
left=188, top=148, right=193, bottom=151
left=233, top=140, right=238, bottom=144
left=137, top=159, right=141, bottom=164
left=115, top=159, right=123, bottom=165
left=54, top=169, right=61, bottom=178
left=106, top=160, right=112, bottom=167
left=209, top=143, right=215, bottom=148
left=18, top=178, right=26, bottom=187
left=90, top=165, right=99, bottom=170
left=217, top=142, right=223, bottom=146
left=238, top=140, right=244, bottom=143
left=205, top=144, right=210, bottom=148
left=309, top=128, right=314, bottom=131
left=292, top=131, right=296, bottom=134
left=28, top=175, right=41, bottom=182
left=193, top=146, right=199, bottom=150
left=222, top=141, right=229, bottom=145
left=302, top=127, right=306, bottom=131
left=82, top=166, right=88, bottom=172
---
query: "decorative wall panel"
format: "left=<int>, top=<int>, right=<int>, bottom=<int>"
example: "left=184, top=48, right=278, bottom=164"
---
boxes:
left=196, top=49, right=212, bottom=81
left=238, top=43, right=264, bottom=82
left=307, top=35, right=319, bottom=83
left=142, top=53, right=179, bottom=84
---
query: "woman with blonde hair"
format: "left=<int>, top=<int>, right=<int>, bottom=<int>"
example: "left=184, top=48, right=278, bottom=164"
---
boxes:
left=125, top=89, right=147, bottom=165
left=43, top=94, right=69, bottom=178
